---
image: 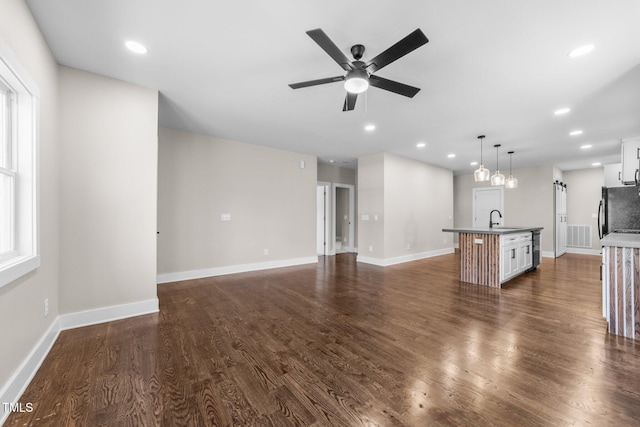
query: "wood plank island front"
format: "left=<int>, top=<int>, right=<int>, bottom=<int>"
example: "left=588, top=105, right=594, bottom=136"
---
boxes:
left=442, top=227, right=543, bottom=287
left=601, top=232, right=640, bottom=340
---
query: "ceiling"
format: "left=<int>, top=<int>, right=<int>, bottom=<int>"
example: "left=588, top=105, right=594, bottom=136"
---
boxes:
left=26, top=0, right=640, bottom=174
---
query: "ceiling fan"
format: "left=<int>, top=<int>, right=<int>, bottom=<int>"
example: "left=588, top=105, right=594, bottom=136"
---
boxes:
left=289, top=28, right=429, bottom=111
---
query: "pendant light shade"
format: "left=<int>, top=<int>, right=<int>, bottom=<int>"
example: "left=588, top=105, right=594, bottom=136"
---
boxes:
left=505, top=150, right=518, bottom=189
left=474, top=135, right=490, bottom=182
left=490, top=144, right=505, bottom=186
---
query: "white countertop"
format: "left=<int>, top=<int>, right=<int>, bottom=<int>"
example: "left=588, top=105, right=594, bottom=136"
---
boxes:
left=600, top=233, right=640, bottom=248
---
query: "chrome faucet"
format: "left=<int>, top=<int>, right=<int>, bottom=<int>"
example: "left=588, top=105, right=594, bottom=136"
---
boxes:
left=489, top=209, right=502, bottom=228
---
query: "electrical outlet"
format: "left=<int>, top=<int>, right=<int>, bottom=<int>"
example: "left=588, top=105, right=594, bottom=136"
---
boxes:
left=406, top=243, right=411, bottom=250
left=264, top=248, right=269, bottom=256
left=44, top=298, right=49, bottom=317
left=444, top=239, right=447, bottom=244
left=368, top=245, right=373, bottom=252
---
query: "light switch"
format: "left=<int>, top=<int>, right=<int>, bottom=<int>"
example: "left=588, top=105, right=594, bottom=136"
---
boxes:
left=221, top=213, right=231, bottom=221
left=362, top=214, right=369, bottom=221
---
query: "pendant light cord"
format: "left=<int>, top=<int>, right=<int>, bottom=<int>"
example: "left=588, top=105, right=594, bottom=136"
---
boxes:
left=507, top=151, right=515, bottom=176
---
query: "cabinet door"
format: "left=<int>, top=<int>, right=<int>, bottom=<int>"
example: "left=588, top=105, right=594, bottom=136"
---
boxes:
left=501, top=245, right=514, bottom=280
left=509, top=246, right=519, bottom=276
left=523, top=243, right=533, bottom=270
left=621, top=139, right=640, bottom=184
left=604, top=163, right=623, bottom=187
left=517, top=243, right=526, bottom=271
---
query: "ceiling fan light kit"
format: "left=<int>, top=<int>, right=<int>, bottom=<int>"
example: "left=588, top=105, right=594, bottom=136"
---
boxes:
left=289, top=28, right=428, bottom=111
left=490, top=144, right=505, bottom=186
left=344, top=69, right=369, bottom=94
left=474, top=135, right=490, bottom=182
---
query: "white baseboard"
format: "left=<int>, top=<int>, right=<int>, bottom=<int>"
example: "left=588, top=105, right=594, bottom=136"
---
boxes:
left=156, top=256, right=318, bottom=284
left=357, top=247, right=455, bottom=267
left=542, top=251, right=555, bottom=258
left=0, top=318, right=60, bottom=425
left=566, top=247, right=601, bottom=256
left=58, top=298, right=159, bottom=331
left=0, top=298, right=158, bottom=425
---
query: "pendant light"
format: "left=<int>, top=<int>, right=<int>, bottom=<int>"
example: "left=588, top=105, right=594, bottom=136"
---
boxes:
left=505, top=151, right=518, bottom=189
left=490, top=144, right=505, bottom=186
left=473, top=135, right=490, bottom=181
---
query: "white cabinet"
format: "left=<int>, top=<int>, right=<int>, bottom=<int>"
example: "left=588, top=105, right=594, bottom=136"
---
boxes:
left=500, top=232, right=533, bottom=283
left=604, top=163, right=624, bottom=187
left=621, top=138, right=640, bottom=184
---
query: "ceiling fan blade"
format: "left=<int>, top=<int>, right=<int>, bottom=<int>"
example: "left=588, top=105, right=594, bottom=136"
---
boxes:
left=365, top=29, right=428, bottom=74
left=369, top=75, right=420, bottom=98
left=289, top=76, right=344, bottom=89
left=306, top=28, right=354, bottom=72
left=343, top=92, right=357, bottom=111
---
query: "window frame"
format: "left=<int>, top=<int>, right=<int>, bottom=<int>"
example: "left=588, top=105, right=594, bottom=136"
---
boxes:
left=0, top=39, right=40, bottom=289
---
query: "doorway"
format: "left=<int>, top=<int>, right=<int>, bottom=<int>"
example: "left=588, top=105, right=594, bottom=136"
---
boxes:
left=334, top=184, right=355, bottom=253
left=316, top=182, right=330, bottom=256
left=472, top=187, right=504, bottom=228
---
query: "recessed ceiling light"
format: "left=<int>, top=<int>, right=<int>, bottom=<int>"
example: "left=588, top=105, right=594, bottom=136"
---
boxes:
left=329, top=159, right=335, bottom=163
left=592, top=162, right=601, bottom=166
left=554, top=108, right=570, bottom=115
left=447, top=154, right=455, bottom=158
left=364, top=124, right=376, bottom=132
left=580, top=144, right=592, bottom=149
left=125, top=40, right=148, bottom=54
left=416, top=142, right=426, bottom=148
left=470, top=161, right=478, bottom=166
left=568, top=44, right=594, bottom=58
left=570, top=130, right=583, bottom=136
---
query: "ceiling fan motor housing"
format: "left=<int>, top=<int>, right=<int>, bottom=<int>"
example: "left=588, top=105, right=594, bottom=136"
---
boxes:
left=351, top=44, right=365, bottom=60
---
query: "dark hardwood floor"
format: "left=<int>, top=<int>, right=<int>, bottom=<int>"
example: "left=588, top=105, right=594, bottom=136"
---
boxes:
left=7, top=252, right=640, bottom=426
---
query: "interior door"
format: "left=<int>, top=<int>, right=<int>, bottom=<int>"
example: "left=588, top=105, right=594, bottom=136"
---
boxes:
left=473, top=187, right=504, bottom=228
left=554, top=182, right=567, bottom=257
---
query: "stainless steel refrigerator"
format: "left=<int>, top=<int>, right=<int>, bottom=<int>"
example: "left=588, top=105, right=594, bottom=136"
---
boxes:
left=598, top=186, right=640, bottom=238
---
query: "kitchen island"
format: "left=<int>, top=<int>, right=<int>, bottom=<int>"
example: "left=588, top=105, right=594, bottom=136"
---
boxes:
left=601, top=232, right=640, bottom=340
left=442, top=227, right=543, bottom=287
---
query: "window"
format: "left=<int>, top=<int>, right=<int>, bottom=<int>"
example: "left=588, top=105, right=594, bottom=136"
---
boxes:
left=0, top=39, right=39, bottom=288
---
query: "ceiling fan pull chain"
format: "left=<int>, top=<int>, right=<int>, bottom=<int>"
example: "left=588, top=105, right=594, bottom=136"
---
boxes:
left=365, top=90, right=368, bottom=113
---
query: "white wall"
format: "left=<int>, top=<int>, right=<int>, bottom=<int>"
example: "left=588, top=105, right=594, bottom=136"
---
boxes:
left=358, top=153, right=454, bottom=264
left=58, top=66, right=159, bottom=313
left=384, top=154, right=454, bottom=259
left=157, top=127, right=317, bottom=280
left=317, top=163, right=356, bottom=185
left=357, top=153, right=385, bottom=260
left=0, top=0, right=60, bottom=403
left=564, top=167, right=604, bottom=250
